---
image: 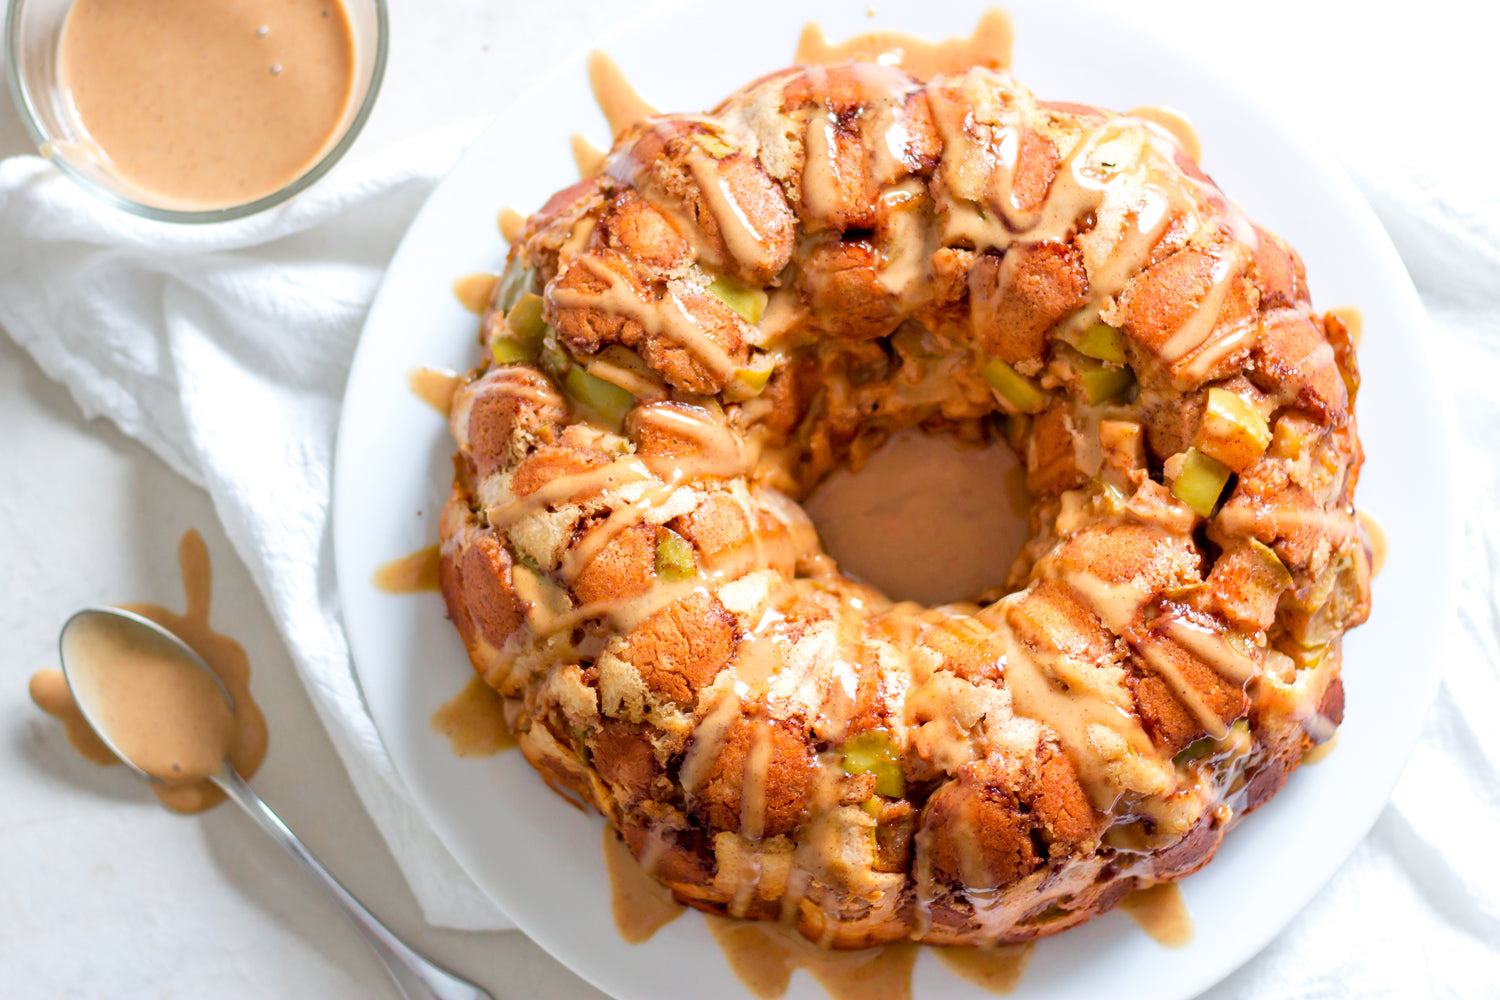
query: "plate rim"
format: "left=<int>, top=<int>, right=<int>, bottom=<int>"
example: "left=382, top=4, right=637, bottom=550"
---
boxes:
left=331, top=1, right=1460, bottom=997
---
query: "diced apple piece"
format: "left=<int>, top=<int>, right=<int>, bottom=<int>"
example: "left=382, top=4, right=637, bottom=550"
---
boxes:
left=490, top=337, right=533, bottom=365
left=693, top=131, right=735, bottom=159
left=980, top=357, right=1046, bottom=414
left=707, top=276, right=768, bottom=324
left=724, top=353, right=774, bottom=402
left=1077, top=321, right=1128, bottom=363
left=1169, top=447, right=1231, bottom=518
left=564, top=365, right=634, bottom=427
left=654, top=531, right=696, bottom=581
left=1195, top=387, right=1270, bottom=473
left=505, top=293, right=547, bottom=345
left=838, top=730, right=904, bottom=798
left=1079, top=359, right=1135, bottom=405
left=495, top=264, right=535, bottom=313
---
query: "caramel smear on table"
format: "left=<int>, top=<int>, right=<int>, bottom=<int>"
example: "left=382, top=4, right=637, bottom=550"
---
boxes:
left=499, top=207, right=527, bottom=243
left=453, top=272, right=499, bottom=314
left=28, top=530, right=267, bottom=813
left=430, top=676, right=517, bottom=757
left=59, top=0, right=356, bottom=208
left=795, top=7, right=1013, bottom=76
left=28, top=671, right=118, bottom=765
left=602, top=826, right=685, bottom=942
left=1357, top=509, right=1387, bottom=577
left=572, top=134, right=607, bottom=178
left=1121, top=883, right=1194, bottom=947
left=1126, top=106, right=1202, bottom=163
left=932, top=943, right=1034, bottom=994
left=408, top=366, right=462, bottom=416
left=588, top=50, right=659, bottom=138
left=707, top=917, right=919, bottom=1000
left=372, top=544, right=442, bottom=594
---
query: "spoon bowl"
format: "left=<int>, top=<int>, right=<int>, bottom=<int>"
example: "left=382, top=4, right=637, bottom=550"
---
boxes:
left=57, top=606, right=493, bottom=1000
left=59, top=607, right=236, bottom=785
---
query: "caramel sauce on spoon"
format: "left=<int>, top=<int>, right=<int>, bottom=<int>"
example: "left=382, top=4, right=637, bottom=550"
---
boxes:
left=28, top=530, right=267, bottom=813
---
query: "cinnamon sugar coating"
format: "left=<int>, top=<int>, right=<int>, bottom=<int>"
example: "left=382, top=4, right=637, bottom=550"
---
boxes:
left=438, top=61, right=1369, bottom=948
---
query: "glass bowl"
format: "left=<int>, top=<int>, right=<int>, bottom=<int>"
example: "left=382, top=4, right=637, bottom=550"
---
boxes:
left=4, top=0, right=388, bottom=223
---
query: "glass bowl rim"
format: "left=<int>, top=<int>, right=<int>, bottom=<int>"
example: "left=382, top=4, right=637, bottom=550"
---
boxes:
left=3, top=0, right=390, bottom=224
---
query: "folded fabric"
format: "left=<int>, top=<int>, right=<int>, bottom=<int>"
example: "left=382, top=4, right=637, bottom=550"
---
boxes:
left=2, top=126, right=1498, bottom=997
left=0, top=120, right=512, bottom=931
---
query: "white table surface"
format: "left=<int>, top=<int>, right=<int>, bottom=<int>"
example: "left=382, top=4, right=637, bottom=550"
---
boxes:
left=2, top=2, right=1495, bottom=998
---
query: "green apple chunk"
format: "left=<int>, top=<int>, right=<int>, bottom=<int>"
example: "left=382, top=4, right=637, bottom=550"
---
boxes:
left=980, top=357, right=1046, bottom=414
left=1170, top=447, right=1232, bottom=518
left=1195, top=387, right=1270, bottom=473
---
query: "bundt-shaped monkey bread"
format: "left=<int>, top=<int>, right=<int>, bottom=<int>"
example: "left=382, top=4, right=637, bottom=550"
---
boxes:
left=438, top=58, right=1370, bottom=948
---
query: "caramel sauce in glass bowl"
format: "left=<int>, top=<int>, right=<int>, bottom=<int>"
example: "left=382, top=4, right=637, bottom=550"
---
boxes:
left=5, top=0, right=388, bottom=221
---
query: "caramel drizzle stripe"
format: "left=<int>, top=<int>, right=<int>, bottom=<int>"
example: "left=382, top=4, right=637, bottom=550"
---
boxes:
left=1158, top=617, right=1260, bottom=686
left=1129, top=632, right=1230, bottom=740
left=550, top=257, right=737, bottom=381
left=486, top=457, right=653, bottom=531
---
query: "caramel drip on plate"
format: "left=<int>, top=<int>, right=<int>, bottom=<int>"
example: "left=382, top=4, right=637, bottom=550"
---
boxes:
left=706, top=916, right=919, bottom=1000
left=408, top=366, right=462, bottom=417
left=1330, top=304, right=1363, bottom=348
left=28, top=530, right=267, bottom=814
left=1301, top=730, right=1338, bottom=765
left=1120, top=882, right=1194, bottom=946
left=1357, top=509, right=1387, bottom=577
left=499, top=207, right=527, bottom=243
left=587, top=50, right=658, bottom=138
left=932, top=943, right=1034, bottom=994
left=602, top=826, right=685, bottom=942
left=452, top=272, right=499, bottom=314
left=803, top=429, right=1028, bottom=606
left=794, top=7, right=1013, bottom=76
left=430, top=676, right=516, bottom=756
left=373, top=544, right=442, bottom=594
left=1126, top=105, right=1202, bottom=163
left=571, top=133, right=607, bottom=178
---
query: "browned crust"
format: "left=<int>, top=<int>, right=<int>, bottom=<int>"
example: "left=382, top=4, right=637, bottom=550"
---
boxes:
left=433, top=60, right=1367, bottom=951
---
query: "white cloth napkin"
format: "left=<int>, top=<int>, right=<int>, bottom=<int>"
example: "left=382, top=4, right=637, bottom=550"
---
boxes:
left=2, top=131, right=1499, bottom=995
left=0, top=121, right=513, bottom=931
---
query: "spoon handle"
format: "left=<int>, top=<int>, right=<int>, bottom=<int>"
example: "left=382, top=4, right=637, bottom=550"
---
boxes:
left=211, top=765, right=494, bottom=1000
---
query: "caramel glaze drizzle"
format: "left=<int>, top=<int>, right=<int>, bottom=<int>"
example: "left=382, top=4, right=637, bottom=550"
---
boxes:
left=373, top=544, right=443, bottom=594
left=572, top=133, right=607, bottom=178
left=499, top=207, right=527, bottom=244
left=455, top=8, right=1371, bottom=986
left=28, top=529, right=268, bottom=814
left=587, top=50, right=658, bottom=139
left=794, top=7, right=1013, bottom=77
left=452, top=272, right=499, bottom=314
left=1119, top=882, right=1193, bottom=947
left=431, top=675, right=517, bottom=757
left=407, top=366, right=462, bottom=417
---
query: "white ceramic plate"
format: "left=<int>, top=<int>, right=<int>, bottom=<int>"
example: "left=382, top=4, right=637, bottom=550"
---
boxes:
left=332, top=1, right=1457, bottom=997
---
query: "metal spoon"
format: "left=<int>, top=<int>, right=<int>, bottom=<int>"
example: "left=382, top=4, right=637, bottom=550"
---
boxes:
left=59, top=607, right=494, bottom=1000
